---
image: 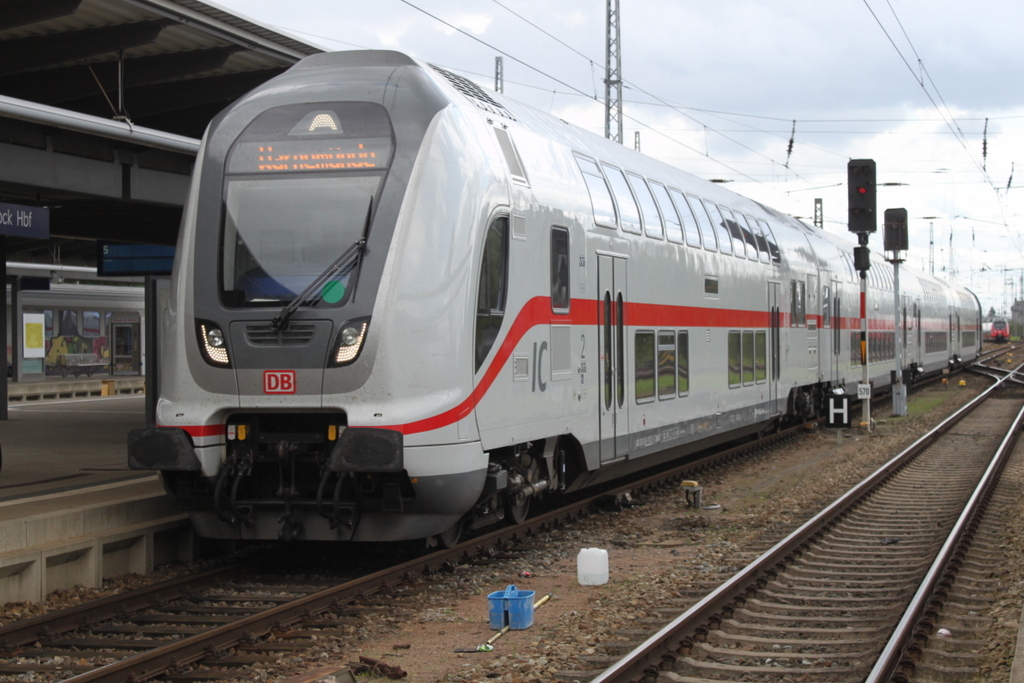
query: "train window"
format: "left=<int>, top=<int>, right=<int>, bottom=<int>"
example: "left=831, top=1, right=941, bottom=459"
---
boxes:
left=550, top=226, right=570, bottom=313
left=616, top=293, right=625, bottom=407
left=650, top=182, right=684, bottom=244
left=627, top=173, right=664, bottom=239
left=791, top=280, right=806, bottom=326
left=686, top=194, right=718, bottom=251
left=602, top=164, right=642, bottom=234
left=728, top=331, right=742, bottom=388
left=742, top=331, right=755, bottom=385
left=719, top=206, right=747, bottom=257
left=750, top=217, right=770, bottom=263
left=732, top=212, right=760, bottom=261
left=758, top=220, right=782, bottom=265
left=822, top=286, right=831, bottom=328
left=603, top=293, right=613, bottom=410
left=755, top=331, right=767, bottom=382
left=677, top=331, right=690, bottom=395
left=222, top=175, right=382, bottom=307
left=658, top=331, right=676, bottom=399
left=702, top=201, right=733, bottom=255
left=669, top=189, right=702, bottom=247
left=82, top=311, right=101, bottom=337
left=475, top=215, right=509, bottom=371
left=635, top=331, right=656, bottom=402
left=573, top=154, right=617, bottom=228
left=493, top=127, right=528, bottom=186
left=59, top=310, right=78, bottom=336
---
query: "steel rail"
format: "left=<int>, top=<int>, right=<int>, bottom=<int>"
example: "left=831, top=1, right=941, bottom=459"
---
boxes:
left=0, top=564, right=244, bottom=649
left=865, top=400, right=1024, bottom=682
left=590, top=362, right=1022, bottom=683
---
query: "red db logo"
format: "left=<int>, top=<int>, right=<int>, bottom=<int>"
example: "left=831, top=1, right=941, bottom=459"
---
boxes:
left=263, top=370, right=296, bottom=394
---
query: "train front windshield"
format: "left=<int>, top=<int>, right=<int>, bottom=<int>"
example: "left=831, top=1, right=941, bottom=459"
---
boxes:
left=220, top=102, right=394, bottom=307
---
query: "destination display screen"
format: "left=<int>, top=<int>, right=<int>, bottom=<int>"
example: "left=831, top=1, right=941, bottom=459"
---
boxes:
left=226, top=102, right=394, bottom=175
left=227, top=138, right=392, bottom=174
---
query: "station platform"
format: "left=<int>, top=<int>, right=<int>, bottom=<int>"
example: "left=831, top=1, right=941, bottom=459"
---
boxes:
left=7, top=374, right=145, bottom=403
left=1, top=380, right=192, bottom=604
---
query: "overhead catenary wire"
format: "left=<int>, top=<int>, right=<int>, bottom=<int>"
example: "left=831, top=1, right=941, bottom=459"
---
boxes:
left=270, top=3, right=1022, bottom=267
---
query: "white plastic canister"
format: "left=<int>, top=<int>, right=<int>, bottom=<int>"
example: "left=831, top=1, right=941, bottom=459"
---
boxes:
left=577, top=547, right=609, bottom=585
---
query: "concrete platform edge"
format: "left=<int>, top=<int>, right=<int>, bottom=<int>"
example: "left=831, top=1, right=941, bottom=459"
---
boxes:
left=0, top=477, right=195, bottom=605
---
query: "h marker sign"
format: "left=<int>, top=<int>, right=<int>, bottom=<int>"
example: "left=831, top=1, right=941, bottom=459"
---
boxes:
left=827, top=394, right=851, bottom=428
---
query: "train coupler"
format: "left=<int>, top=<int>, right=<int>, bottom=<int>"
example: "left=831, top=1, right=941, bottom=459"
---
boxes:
left=278, top=512, right=303, bottom=541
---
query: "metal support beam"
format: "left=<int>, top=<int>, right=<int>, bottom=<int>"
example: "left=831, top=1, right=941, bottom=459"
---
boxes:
left=604, top=0, right=622, bottom=144
left=0, top=94, right=200, bottom=155
left=1, top=237, right=6, bottom=420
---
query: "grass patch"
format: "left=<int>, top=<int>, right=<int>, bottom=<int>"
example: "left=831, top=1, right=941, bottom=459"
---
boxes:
left=907, top=393, right=949, bottom=418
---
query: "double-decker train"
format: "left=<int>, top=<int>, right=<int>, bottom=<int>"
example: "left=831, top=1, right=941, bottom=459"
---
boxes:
left=128, top=50, right=981, bottom=545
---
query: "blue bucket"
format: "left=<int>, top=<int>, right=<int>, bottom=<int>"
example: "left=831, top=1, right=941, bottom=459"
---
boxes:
left=487, top=584, right=536, bottom=630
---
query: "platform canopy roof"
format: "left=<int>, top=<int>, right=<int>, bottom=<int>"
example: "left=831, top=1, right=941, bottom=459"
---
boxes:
left=0, top=0, right=324, bottom=268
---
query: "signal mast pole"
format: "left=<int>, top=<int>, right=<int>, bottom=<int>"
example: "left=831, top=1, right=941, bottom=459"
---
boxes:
left=848, top=159, right=877, bottom=431
left=604, top=0, right=622, bottom=143
left=885, top=208, right=909, bottom=416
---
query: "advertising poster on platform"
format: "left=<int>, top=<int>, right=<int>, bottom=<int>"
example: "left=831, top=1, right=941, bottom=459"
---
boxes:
left=23, top=313, right=45, bottom=359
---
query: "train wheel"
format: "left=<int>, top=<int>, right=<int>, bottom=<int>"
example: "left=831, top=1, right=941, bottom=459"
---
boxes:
left=436, top=517, right=464, bottom=548
left=505, top=453, right=539, bottom=525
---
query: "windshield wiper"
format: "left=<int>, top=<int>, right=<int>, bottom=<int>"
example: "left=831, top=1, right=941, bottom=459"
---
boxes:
left=271, top=199, right=372, bottom=331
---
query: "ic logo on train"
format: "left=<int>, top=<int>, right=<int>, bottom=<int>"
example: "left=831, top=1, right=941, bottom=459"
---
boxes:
left=263, top=370, right=296, bottom=394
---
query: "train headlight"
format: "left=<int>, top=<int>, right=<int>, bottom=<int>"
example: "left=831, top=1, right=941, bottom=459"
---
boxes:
left=330, top=317, right=369, bottom=367
left=196, top=320, right=231, bottom=367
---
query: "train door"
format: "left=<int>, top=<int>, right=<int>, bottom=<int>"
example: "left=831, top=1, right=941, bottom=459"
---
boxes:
left=916, top=302, right=922, bottom=353
left=598, top=254, right=628, bottom=463
left=768, top=281, right=781, bottom=415
left=111, top=322, right=140, bottom=375
left=829, top=279, right=841, bottom=384
left=806, top=274, right=818, bottom=374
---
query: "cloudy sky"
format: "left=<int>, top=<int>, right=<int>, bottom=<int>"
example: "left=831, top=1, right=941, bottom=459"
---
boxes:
left=214, top=0, right=1024, bottom=315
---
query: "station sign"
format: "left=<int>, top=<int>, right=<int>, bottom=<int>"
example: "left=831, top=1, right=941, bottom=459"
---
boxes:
left=0, top=202, right=48, bottom=239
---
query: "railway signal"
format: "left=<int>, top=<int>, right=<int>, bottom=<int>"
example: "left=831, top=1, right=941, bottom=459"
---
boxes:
left=848, top=159, right=877, bottom=233
left=848, top=158, right=877, bottom=432
left=885, top=208, right=909, bottom=417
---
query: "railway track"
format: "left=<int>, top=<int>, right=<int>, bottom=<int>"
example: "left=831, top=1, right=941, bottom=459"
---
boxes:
left=590, top=364, right=1024, bottom=683
left=0, top=421, right=801, bottom=683
left=0, top=360, right=1004, bottom=683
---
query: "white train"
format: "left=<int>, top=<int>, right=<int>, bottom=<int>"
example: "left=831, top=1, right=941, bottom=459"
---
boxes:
left=128, top=50, right=981, bottom=544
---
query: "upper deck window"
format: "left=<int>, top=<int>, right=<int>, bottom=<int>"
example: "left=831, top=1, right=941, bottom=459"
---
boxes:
left=732, top=212, right=760, bottom=260
left=574, top=154, right=617, bottom=228
left=671, top=189, right=703, bottom=248
left=686, top=194, right=718, bottom=251
left=702, top=200, right=733, bottom=256
left=719, top=206, right=748, bottom=257
left=627, top=173, right=664, bottom=239
left=649, top=182, right=683, bottom=244
left=758, top=219, right=782, bottom=265
left=602, top=164, right=642, bottom=234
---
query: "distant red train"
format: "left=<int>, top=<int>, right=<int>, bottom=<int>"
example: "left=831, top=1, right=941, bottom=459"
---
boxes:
left=984, top=318, right=1010, bottom=343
